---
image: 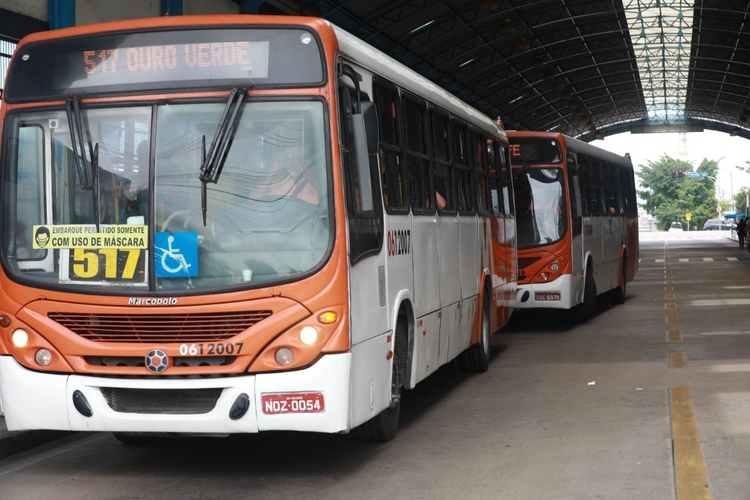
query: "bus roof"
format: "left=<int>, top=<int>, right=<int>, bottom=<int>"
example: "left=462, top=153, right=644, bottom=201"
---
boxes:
left=332, top=26, right=505, bottom=140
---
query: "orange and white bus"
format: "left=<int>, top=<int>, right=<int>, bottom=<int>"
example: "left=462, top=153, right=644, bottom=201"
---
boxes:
left=507, top=131, right=637, bottom=319
left=0, top=15, right=517, bottom=442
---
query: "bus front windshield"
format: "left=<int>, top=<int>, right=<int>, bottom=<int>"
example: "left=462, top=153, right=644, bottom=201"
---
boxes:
left=2, top=100, right=331, bottom=293
left=514, top=167, right=567, bottom=249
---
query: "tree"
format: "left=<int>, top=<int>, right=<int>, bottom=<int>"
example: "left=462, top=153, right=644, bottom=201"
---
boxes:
left=735, top=186, right=750, bottom=214
left=636, top=155, right=719, bottom=230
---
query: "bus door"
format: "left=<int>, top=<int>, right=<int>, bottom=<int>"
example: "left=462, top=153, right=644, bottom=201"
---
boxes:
left=567, top=152, right=584, bottom=302
left=339, top=82, right=389, bottom=346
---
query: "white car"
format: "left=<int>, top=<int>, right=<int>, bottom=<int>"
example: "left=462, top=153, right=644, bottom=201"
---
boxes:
left=668, top=222, right=683, bottom=232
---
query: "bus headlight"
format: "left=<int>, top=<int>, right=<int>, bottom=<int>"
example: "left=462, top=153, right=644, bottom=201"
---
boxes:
left=540, top=272, right=549, bottom=281
left=299, top=326, right=318, bottom=345
left=550, top=263, right=559, bottom=271
left=35, top=349, right=52, bottom=366
left=11, top=329, right=29, bottom=348
left=275, top=347, right=294, bottom=366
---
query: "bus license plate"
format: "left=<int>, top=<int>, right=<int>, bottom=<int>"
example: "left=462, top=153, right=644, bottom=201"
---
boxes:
left=535, top=292, right=561, bottom=301
left=261, top=393, right=325, bottom=415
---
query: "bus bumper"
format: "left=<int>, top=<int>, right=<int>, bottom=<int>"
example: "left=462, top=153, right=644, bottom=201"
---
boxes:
left=515, top=274, right=576, bottom=309
left=0, top=353, right=351, bottom=434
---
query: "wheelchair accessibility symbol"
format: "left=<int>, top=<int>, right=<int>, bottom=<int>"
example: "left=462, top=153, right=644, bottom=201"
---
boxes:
left=155, top=232, right=199, bottom=278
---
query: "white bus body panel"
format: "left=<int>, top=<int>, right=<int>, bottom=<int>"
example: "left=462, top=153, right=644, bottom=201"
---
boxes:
left=347, top=246, right=389, bottom=346
left=437, top=215, right=461, bottom=306
left=600, top=216, right=623, bottom=292
left=437, top=213, right=462, bottom=364
left=0, top=354, right=352, bottom=434
left=411, top=310, right=441, bottom=386
left=349, top=332, right=394, bottom=429
left=515, top=274, right=576, bottom=310
left=412, top=214, right=441, bottom=317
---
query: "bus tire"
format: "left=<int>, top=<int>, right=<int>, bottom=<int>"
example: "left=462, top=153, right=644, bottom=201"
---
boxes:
left=610, top=260, right=627, bottom=305
left=461, top=293, right=492, bottom=373
left=576, top=266, right=597, bottom=321
left=351, top=316, right=407, bottom=442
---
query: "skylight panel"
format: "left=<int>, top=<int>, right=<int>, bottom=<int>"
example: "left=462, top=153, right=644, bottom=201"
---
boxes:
left=624, top=0, right=694, bottom=121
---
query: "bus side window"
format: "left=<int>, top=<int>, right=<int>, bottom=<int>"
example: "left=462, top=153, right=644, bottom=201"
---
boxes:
left=588, top=158, right=600, bottom=215
left=403, top=96, right=432, bottom=213
left=624, top=169, right=636, bottom=216
left=11, top=124, right=45, bottom=261
left=616, top=166, right=625, bottom=215
left=499, top=144, right=513, bottom=216
left=374, top=82, right=407, bottom=213
left=431, top=109, right=455, bottom=213
left=598, top=161, right=608, bottom=215
left=567, top=153, right=582, bottom=237
left=452, top=120, right=474, bottom=214
left=606, top=162, right=617, bottom=215
left=487, top=138, right=503, bottom=216
left=339, top=84, right=384, bottom=264
left=472, top=130, right=488, bottom=214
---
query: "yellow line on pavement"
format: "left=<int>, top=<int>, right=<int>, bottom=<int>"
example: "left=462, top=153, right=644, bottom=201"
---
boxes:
left=667, top=315, right=679, bottom=323
left=666, top=294, right=675, bottom=299
left=666, top=303, right=677, bottom=309
left=670, top=387, right=712, bottom=499
left=668, top=330, right=682, bottom=342
left=670, top=352, right=687, bottom=368
left=666, top=286, right=674, bottom=292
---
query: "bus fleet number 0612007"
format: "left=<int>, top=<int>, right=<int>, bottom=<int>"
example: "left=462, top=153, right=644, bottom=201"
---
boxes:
left=179, top=342, right=244, bottom=356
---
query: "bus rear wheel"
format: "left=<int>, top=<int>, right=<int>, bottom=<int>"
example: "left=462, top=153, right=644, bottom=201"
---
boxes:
left=459, top=293, right=491, bottom=373
left=575, top=266, right=597, bottom=322
left=351, top=316, right=407, bottom=442
left=610, top=261, right=627, bottom=305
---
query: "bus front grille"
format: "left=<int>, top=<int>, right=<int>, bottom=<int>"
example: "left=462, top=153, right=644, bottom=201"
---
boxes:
left=84, top=355, right=237, bottom=368
left=518, top=257, right=541, bottom=270
left=100, top=387, right=222, bottom=414
left=48, top=311, right=272, bottom=343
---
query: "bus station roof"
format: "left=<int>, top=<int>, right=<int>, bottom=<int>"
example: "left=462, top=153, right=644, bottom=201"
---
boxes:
left=291, top=0, right=750, bottom=142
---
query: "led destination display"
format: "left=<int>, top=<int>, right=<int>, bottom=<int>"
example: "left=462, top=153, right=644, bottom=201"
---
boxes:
left=5, top=28, right=324, bottom=101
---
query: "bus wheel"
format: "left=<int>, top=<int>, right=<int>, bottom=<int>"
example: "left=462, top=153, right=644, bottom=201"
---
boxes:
left=610, top=261, right=627, bottom=305
left=576, top=267, right=597, bottom=321
left=462, top=293, right=492, bottom=373
left=351, top=317, right=406, bottom=442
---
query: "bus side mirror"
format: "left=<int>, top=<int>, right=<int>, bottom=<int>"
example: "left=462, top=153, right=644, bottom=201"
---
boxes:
left=358, top=101, right=379, bottom=154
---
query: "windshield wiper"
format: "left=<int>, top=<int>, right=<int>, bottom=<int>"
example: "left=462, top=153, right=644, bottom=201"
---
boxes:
left=66, top=97, right=102, bottom=231
left=66, top=98, right=92, bottom=189
left=199, top=87, right=247, bottom=226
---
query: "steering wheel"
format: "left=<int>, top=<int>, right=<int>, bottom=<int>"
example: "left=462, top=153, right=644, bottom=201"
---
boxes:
left=160, top=209, right=195, bottom=232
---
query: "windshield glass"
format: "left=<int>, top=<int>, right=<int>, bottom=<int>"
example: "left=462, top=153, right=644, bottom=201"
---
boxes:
left=514, top=168, right=567, bottom=249
left=2, top=100, right=331, bottom=293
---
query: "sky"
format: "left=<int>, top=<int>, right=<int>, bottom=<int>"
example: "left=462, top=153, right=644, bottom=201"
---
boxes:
left=593, top=130, right=750, bottom=211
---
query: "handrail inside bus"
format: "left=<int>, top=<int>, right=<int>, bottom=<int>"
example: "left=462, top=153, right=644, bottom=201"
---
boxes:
left=512, top=165, right=530, bottom=179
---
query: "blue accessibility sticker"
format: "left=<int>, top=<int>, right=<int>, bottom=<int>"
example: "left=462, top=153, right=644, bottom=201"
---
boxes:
left=155, top=231, right=198, bottom=278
